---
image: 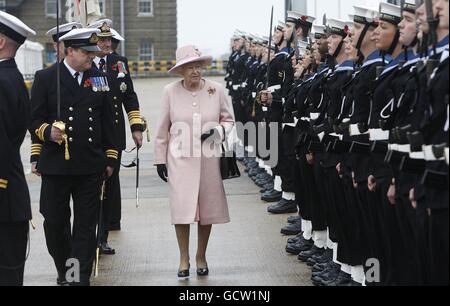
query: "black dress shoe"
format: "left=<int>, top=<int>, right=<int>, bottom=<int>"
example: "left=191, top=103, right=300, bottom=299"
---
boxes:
left=322, top=271, right=352, bottom=287
left=287, top=215, right=302, bottom=224
left=267, top=199, right=298, bottom=214
left=311, top=248, right=333, bottom=264
left=57, top=273, right=69, bottom=286
left=286, top=237, right=313, bottom=255
left=312, top=263, right=341, bottom=286
left=345, top=280, right=362, bottom=287
left=178, top=264, right=191, bottom=278
left=197, top=267, right=209, bottom=276
left=261, top=190, right=282, bottom=202
left=100, top=242, right=116, bottom=255
left=281, top=222, right=302, bottom=235
left=260, top=184, right=274, bottom=193
left=298, top=245, right=325, bottom=262
left=287, top=233, right=303, bottom=244
left=312, top=261, right=330, bottom=273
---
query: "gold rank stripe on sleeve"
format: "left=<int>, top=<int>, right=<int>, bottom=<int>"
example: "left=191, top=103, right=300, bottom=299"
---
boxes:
left=35, top=123, right=50, bottom=142
left=31, top=144, right=43, bottom=156
left=106, top=149, right=119, bottom=159
left=0, top=179, right=8, bottom=189
left=127, top=111, right=143, bottom=126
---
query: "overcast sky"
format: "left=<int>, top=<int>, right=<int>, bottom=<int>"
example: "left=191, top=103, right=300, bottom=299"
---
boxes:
left=178, top=0, right=286, bottom=58
left=178, top=0, right=382, bottom=58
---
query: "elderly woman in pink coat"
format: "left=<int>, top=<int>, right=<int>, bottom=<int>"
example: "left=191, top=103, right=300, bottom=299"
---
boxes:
left=154, top=45, right=235, bottom=278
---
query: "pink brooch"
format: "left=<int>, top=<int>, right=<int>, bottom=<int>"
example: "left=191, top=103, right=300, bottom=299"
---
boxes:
left=207, top=87, right=216, bottom=96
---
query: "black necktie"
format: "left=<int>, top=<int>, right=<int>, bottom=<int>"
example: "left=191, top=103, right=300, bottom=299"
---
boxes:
left=99, top=59, right=106, bottom=72
left=74, top=72, right=80, bottom=85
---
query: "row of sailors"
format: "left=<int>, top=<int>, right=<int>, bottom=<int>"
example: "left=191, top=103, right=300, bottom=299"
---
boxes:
left=226, top=0, right=448, bottom=286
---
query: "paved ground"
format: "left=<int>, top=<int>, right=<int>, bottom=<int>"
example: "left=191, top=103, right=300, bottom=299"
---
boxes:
left=22, top=77, right=312, bottom=286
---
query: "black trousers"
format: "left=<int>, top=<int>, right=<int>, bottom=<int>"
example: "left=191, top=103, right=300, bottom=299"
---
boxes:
left=40, top=174, right=103, bottom=285
left=429, top=208, right=449, bottom=286
left=392, top=173, right=422, bottom=285
left=311, top=155, right=328, bottom=232
left=0, top=221, right=28, bottom=286
left=280, top=126, right=297, bottom=193
left=101, top=152, right=122, bottom=242
left=341, top=175, right=365, bottom=267
left=415, top=202, right=432, bottom=285
left=297, top=148, right=315, bottom=221
left=323, top=166, right=351, bottom=264
left=232, top=98, right=246, bottom=124
left=366, top=177, right=396, bottom=286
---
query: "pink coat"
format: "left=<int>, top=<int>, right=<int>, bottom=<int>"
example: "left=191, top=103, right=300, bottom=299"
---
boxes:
left=154, top=80, right=235, bottom=225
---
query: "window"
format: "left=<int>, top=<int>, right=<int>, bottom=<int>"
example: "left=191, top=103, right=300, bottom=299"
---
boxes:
left=99, top=0, right=106, bottom=16
left=46, top=0, right=59, bottom=18
left=0, top=0, right=6, bottom=12
left=139, top=41, right=154, bottom=61
left=138, top=0, right=153, bottom=16
left=45, top=43, right=56, bottom=65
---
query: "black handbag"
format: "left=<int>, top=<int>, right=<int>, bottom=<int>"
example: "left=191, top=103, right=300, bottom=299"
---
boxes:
left=219, top=126, right=241, bottom=180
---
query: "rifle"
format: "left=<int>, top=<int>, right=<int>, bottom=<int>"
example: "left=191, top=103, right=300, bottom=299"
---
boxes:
left=265, top=6, right=274, bottom=89
left=425, top=0, right=440, bottom=80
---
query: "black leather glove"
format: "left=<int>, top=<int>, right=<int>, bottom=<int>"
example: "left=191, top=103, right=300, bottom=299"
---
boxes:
left=201, top=128, right=221, bottom=142
left=156, top=164, right=168, bottom=182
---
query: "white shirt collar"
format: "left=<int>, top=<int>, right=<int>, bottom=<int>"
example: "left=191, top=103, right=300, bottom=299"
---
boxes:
left=94, top=56, right=107, bottom=67
left=0, top=58, right=9, bottom=63
left=63, top=59, right=83, bottom=84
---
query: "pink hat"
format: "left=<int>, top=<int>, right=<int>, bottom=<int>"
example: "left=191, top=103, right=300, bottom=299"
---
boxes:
left=169, top=45, right=213, bottom=74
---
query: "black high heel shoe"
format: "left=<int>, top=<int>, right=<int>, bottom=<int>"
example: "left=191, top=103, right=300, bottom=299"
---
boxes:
left=178, top=264, right=190, bottom=278
left=197, top=266, right=209, bottom=276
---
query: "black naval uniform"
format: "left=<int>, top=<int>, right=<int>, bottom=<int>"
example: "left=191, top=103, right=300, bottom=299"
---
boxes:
left=30, top=62, right=118, bottom=285
left=94, top=53, right=144, bottom=243
left=419, top=47, right=449, bottom=286
left=0, top=59, right=32, bottom=286
left=339, top=51, right=386, bottom=284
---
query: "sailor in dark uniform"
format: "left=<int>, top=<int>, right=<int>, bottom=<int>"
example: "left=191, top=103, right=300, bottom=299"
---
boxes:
left=286, top=43, right=320, bottom=257
left=411, top=0, right=449, bottom=286
left=363, top=2, right=404, bottom=286
left=258, top=21, right=289, bottom=206
left=30, top=28, right=118, bottom=286
left=274, top=12, right=315, bottom=227
left=0, top=10, right=35, bottom=287
left=336, top=6, right=387, bottom=286
left=90, top=20, right=144, bottom=253
left=30, top=22, right=82, bottom=175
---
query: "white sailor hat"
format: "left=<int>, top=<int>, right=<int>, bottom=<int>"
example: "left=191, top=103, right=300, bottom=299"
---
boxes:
left=60, top=28, right=101, bottom=52
left=88, top=18, right=113, bottom=29
left=276, top=21, right=286, bottom=31
left=298, top=15, right=316, bottom=27
left=327, top=18, right=351, bottom=37
left=402, top=0, right=417, bottom=13
left=353, top=5, right=379, bottom=26
left=0, top=10, right=35, bottom=45
left=88, top=19, right=113, bottom=38
left=110, top=28, right=125, bottom=42
left=379, top=2, right=402, bottom=25
left=312, top=25, right=327, bottom=39
left=46, top=22, right=83, bottom=43
left=286, top=11, right=302, bottom=24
